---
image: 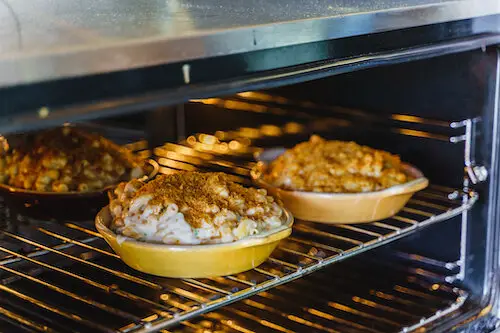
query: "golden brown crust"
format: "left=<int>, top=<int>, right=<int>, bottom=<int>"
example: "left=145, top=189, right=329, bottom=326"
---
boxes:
left=0, top=127, right=145, bottom=192
left=133, top=172, right=280, bottom=229
left=263, top=135, right=409, bottom=193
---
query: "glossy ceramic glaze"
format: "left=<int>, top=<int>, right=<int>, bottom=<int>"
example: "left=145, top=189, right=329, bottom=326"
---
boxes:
left=251, top=148, right=429, bottom=224
left=95, top=206, right=293, bottom=278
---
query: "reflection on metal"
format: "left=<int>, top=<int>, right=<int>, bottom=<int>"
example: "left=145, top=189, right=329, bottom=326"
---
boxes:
left=401, top=293, right=467, bottom=332
left=192, top=95, right=480, bottom=143
left=454, top=118, right=489, bottom=184
left=0, top=0, right=498, bottom=86
left=171, top=252, right=468, bottom=333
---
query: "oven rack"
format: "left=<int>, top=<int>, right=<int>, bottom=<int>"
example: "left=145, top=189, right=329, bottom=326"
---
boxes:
left=0, top=115, right=478, bottom=332
left=189, top=92, right=470, bottom=144
left=0, top=183, right=477, bottom=332
left=168, top=251, right=469, bottom=333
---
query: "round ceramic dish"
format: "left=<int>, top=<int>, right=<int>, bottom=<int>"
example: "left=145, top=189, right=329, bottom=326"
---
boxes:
left=251, top=148, right=429, bottom=224
left=95, top=206, right=293, bottom=278
left=0, top=160, right=159, bottom=221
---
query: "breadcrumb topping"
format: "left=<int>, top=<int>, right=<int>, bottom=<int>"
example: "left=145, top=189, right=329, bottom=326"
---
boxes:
left=0, top=127, right=144, bottom=192
left=109, top=172, right=284, bottom=244
left=137, top=172, right=279, bottom=228
left=263, top=135, right=409, bottom=193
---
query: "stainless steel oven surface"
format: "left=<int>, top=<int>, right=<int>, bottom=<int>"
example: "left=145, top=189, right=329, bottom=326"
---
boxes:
left=0, top=1, right=500, bottom=332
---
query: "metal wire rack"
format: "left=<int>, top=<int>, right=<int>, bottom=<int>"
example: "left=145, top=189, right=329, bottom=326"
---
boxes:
left=167, top=250, right=469, bottom=333
left=0, top=98, right=479, bottom=332
left=0, top=184, right=474, bottom=333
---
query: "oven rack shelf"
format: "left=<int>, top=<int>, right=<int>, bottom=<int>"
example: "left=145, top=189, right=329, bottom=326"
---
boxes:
left=168, top=251, right=469, bottom=333
left=0, top=183, right=477, bottom=333
left=0, top=116, right=478, bottom=332
left=188, top=92, right=472, bottom=144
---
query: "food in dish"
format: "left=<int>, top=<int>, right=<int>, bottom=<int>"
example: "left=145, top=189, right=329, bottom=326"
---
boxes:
left=252, top=141, right=428, bottom=224
left=0, top=127, right=145, bottom=192
left=108, top=172, right=284, bottom=245
left=263, top=135, right=410, bottom=193
left=95, top=204, right=292, bottom=277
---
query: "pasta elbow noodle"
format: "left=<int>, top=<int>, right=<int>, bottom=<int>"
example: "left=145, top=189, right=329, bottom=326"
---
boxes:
left=0, top=127, right=147, bottom=192
left=78, top=183, right=89, bottom=192
left=109, top=172, right=284, bottom=245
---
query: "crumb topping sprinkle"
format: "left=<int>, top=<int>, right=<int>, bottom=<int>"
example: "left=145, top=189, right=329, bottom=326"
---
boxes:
left=263, top=135, right=410, bottom=193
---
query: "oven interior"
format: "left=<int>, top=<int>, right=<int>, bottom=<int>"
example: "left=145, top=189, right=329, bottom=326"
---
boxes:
left=0, top=48, right=499, bottom=333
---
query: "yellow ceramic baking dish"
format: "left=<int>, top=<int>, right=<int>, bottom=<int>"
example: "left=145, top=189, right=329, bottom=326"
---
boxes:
left=95, top=206, right=293, bottom=278
left=251, top=148, right=429, bottom=224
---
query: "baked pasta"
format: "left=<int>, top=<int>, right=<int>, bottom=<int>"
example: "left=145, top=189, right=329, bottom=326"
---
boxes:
left=108, top=172, right=284, bottom=245
left=263, top=135, right=410, bottom=193
left=0, top=127, right=145, bottom=192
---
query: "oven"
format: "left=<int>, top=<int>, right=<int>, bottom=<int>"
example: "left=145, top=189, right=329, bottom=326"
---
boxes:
left=1, top=1, right=500, bottom=332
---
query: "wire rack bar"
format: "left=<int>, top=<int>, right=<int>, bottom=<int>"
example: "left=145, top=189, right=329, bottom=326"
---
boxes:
left=189, top=94, right=469, bottom=144
left=165, top=251, right=468, bottom=333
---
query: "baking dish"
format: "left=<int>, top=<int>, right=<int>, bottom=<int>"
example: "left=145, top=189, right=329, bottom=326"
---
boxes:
left=251, top=148, right=429, bottom=224
left=0, top=159, right=158, bottom=221
left=95, top=205, right=293, bottom=278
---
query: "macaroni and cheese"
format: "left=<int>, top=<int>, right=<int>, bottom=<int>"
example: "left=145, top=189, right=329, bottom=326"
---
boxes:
left=263, top=135, right=410, bottom=193
left=0, top=127, right=145, bottom=192
left=108, top=172, right=284, bottom=245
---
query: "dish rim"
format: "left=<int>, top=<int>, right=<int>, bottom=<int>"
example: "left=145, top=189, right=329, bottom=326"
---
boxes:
left=251, top=147, right=429, bottom=198
left=95, top=205, right=294, bottom=251
left=0, top=159, right=159, bottom=197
